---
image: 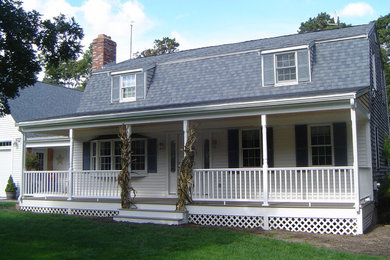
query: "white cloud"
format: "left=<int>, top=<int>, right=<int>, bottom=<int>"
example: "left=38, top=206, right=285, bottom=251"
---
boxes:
left=23, top=0, right=154, bottom=62
left=339, top=2, right=374, bottom=17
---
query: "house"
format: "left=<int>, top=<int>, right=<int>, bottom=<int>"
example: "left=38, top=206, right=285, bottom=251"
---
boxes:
left=0, top=82, right=82, bottom=197
left=15, top=24, right=389, bottom=235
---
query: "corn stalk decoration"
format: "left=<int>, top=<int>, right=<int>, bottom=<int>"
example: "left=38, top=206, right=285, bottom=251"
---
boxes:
left=118, top=124, right=136, bottom=209
left=176, top=123, right=196, bottom=211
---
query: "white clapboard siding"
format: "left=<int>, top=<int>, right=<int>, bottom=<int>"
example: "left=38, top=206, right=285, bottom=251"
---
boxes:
left=0, top=115, right=23, bottom=196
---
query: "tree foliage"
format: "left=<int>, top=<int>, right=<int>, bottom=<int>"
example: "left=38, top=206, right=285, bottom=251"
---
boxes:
left=0, top=0, right=83, bottom=115
left=138, top=37, right=179, bottom=58
left=373, top=14, right=390, bottom=100
left=298, top=12, right=350, bottom=34
left=43, top=44, right=92, bottom=90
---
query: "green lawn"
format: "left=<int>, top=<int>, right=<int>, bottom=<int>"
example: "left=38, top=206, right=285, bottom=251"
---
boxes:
left=0, top=202, right=384, bottom=260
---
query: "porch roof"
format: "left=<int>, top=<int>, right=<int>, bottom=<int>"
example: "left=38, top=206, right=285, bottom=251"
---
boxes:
left=17, top=86, right=367, bottom=132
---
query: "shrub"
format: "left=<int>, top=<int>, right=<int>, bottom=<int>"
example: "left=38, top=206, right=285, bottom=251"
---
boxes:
left=5, top=175, right=17, bottom=193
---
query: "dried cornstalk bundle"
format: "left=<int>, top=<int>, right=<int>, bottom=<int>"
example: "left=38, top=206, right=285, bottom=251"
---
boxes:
left=176, top=125, right=196, bottom=211
left=118, top=124, right=136, bottom=209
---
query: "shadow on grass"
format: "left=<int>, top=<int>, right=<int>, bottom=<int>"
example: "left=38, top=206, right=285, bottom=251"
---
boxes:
left=0, top=210, right=383, bottom=260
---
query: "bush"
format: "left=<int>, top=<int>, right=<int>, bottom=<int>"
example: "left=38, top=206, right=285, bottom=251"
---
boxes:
left=5, top=175, right=17, bottom=193
left=25, top=152, right=40, bottom=170
left=377, top=173, right=390, bottom=224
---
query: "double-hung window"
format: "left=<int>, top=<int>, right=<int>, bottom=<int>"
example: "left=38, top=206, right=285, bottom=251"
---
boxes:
left=91, top=139, right=145, bottom=171
left=310, top=125, right=332, bottom=166
left=121, top=74, right=136, bottom=102
left=276, top=52, right=296, bottom=83
left=242, top=130, right=261, bottom=167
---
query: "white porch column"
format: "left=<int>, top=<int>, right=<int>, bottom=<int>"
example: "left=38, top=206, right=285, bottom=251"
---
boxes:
left=18, top=131, right=26, bottom=201
left=68, top=129, right=74, bottom=200
left=350, top=99, right=360, bottom=211
left=183, top=120, right=188, bottom=157
left=261, top=115, right=269, bottom=206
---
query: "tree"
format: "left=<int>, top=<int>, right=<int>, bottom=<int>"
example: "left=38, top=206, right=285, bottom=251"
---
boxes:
left=138, top=37, right=179, bottom=58
left=43, top=44, right=92, bottom=90
left=298, top=12, right=350, bottom=34
left=373, top=14, right=390, bottom=101
left=0, top=0, right=83, bottom=115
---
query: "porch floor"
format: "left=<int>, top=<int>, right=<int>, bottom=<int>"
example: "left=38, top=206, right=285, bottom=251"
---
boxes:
left=21, top=196, right=356, bottom=209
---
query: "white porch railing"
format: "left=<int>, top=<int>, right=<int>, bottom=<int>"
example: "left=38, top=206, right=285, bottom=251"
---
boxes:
left=24, top=171, right=69, bottom=197
left=23, top=167, right=358, bottom=204
left=193, top=167, right=355, bottom=203
left=23, top=170, right=121, bottom=199
left=72, top=170, right=120, bottom=198
left=192, top=169, right=263, bottom=201
left=268, top=167, right=355, bottom=203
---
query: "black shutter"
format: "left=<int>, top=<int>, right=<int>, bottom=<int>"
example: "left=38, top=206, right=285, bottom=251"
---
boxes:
left=83, top=142, right=91, bottom=170
left=333, top=122, right=347, bottom=166
left=228, top=129, right=239, bottom=168
left=147, top=138, right=157, bottom=173
left=267, top=127, right=274, bottom=167
left=295, top=125, right=308, bottom=167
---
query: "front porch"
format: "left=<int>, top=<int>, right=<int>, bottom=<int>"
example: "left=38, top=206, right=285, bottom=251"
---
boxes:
left=18, top=96, right=375, bottom=235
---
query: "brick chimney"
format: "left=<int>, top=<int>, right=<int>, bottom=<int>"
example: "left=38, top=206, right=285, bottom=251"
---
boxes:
left=92, top=34, right=117, bottom=71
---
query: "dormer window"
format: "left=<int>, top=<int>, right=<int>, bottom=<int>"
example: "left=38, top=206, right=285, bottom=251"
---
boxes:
left=276, top=52, right=296, bottom=83
left=262, top=46, right=311, bottom=87
left=121, top=74, right=136, bottom=102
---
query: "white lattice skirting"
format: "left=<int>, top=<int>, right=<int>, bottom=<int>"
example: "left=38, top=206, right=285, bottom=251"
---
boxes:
left=189, top=214, right=265, bottom=228
left=20, top=206, right=119, bottom=217
left=189, top=214, right=358, bottom=235
left=268, top=217, right=358, bottom=235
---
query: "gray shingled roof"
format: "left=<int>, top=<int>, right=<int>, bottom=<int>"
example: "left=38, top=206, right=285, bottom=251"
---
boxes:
left=8, top=82, right=83, bottom=122
left=11, top=23, right=375, bottom=122
left=76, top=23, right=374, bottom=117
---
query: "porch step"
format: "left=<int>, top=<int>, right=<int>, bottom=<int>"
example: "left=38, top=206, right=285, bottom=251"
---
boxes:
left=113, top=207, right=188, bottom=225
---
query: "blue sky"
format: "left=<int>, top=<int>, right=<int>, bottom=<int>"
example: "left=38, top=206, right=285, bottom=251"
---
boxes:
left=23, top=0, right=389, bottom=62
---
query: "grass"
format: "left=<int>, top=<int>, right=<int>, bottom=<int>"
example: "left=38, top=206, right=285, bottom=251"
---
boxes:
left=0, top=202, right=384, bottom=260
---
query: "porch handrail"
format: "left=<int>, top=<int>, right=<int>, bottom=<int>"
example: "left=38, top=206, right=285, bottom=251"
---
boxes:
left=193, top=166, right=355, bottom=204
left=23, top=170, right=69, bottom=197
left=192, top=168, right=264, bottom=202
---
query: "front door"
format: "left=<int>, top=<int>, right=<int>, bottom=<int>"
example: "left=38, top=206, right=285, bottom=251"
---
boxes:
left=168, top=133, right=183, bottom=195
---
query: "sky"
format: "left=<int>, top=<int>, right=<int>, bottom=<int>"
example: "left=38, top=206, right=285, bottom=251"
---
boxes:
left=22, top=0, right=390, bottom=63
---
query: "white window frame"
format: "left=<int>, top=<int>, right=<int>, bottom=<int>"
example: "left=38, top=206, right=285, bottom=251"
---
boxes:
left=308, top=124, right=334, bottom=166
left=240, top=128, right=262, bottom=168
left=274, top=51, right=298, bottom=85
left=90, top=139, right=147, bottom=172
left=120, top=74, right=136, bottom=102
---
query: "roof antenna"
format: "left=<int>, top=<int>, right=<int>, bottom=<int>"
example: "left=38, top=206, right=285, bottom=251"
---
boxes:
left=328, top=11, right=339, bottom=26
left=130, top=21, right=134, bottom=59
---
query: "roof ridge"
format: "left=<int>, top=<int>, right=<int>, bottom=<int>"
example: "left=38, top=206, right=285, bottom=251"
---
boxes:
left=37, top=81, right=84, bottom=92
left=112, top=23, right=373, bottom=67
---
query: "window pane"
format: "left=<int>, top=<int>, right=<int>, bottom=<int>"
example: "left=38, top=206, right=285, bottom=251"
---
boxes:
left=277, top=68, right=296, bottom=81
left=276, top=53, right=295, bottom=68
left=100, top=157, right=111, bottom=170
left=131, top=140, right=146, bottom=171
left=92, top=142, right=97, bottom=156
left=122, top=75, right=135, bottom=87
left=114, top=156, right=121, bottom=170
left=100, top=141, right=111, bottom=156
left=122, top=87, right=135, bottom=98
left=311, top=126, right=332, bottom=166
left=114, top=141, right=121, bottom=156
left=242, top=130, right=260, bottom=148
